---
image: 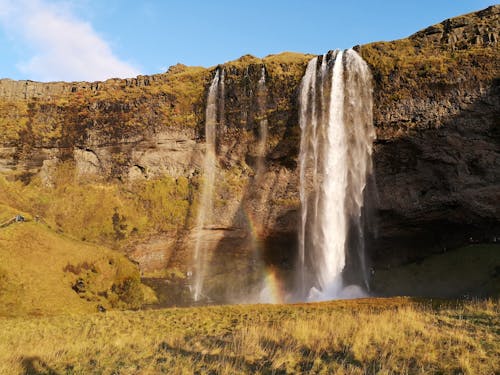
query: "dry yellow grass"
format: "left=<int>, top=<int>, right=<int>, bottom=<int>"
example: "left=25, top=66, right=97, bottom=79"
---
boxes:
left=0, top=210, right=157, bottom=317
left=0, top=298, right=497, bottom=374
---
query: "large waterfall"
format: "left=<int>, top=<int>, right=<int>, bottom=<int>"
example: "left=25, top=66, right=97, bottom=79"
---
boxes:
left=297, top=50, right=375, bottom=301
left=192, top=52, right=373, bottom=304
left=192, top=68, right=224, bottom=302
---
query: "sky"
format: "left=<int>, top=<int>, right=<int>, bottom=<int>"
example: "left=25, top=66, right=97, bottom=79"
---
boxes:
left=0, top=0, right=496, bottom=82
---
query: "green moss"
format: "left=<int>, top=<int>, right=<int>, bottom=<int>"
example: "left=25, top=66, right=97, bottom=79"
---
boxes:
left=263, top=52, right=313, bottom=78
left=0, top=101, right=28, bottom=143
left=223, top=54, right=262, bottom=70
left=132, top=175, right=192, bottom=231
left=1, top=175, right=123, bottom=246
left=109, top=277, right=145, bottom=309
left=0, top=163, right=198, bottom=248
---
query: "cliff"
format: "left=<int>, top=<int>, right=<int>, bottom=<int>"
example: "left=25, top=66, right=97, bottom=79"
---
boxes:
left=0, top=6, right=498, bottom=301
left=360, top=5, right=499, bottom=265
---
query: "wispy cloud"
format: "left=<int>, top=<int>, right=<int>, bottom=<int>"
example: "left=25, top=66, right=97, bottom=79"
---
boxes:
left=0, top=0, right=140, bottom=82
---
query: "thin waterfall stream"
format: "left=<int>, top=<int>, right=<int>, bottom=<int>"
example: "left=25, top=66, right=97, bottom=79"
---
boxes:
left=256, top=65, right=268, bottom=179
left=192, top=68, right=224, bottom=302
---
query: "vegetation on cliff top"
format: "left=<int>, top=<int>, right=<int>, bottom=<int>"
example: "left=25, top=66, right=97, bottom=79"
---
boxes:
left=359, top=5, right=499, bottom=128
left=0, top=6, right=496, bottom=145
left=0, top=51, right=311, bottom=146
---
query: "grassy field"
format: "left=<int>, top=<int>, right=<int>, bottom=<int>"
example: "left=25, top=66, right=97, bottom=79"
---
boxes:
left=0, top=298, right=498, bottom=374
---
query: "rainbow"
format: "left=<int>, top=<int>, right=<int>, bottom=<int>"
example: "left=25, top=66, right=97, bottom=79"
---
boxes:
left=260, top=267, right=286, bottom=303
left=241, top=206, right=261, bottom=256
left=241, top=205, right=287, bottom=304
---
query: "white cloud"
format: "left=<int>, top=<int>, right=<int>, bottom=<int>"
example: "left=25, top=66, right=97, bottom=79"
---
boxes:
left=0, top=0, right=140, bottom=82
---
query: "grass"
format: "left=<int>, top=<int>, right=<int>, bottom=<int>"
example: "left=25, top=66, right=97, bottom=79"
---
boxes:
left=263, top=52, right=312, bottom=78
left=0, top=214, right=157, bottom=317
left=373, top=244, right=500, bottom=298
left=0, top=101, right=28, bottom=143
left=0, top=298, right=497, bottom=374
left=0, top=203, right=28, bottom=223
left=0, top=159, right=264, bottom=250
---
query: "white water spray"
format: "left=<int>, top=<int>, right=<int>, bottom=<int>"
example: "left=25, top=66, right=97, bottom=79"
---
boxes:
left=297, top=50, right=375, bottom=301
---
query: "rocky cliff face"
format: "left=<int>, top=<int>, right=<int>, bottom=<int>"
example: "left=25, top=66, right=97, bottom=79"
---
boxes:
left=0, top=6, right=498, bottom=298
left=359, top=5, right=499, bottom=265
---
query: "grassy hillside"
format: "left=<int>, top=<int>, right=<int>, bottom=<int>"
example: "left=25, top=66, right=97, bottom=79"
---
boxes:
left=0, top=171, right=192, bottom=249
left=0, top=204, right=157, bottom=317
left=0, top=298, right=497, bottom=374
left=373, top=244, right=500, bottom=298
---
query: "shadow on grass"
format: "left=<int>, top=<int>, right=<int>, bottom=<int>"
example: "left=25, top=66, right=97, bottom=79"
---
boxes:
left=21, top=356, right=60, bottom=375
left=258, top=337, right=366, bottom=373
left=158, top=341, right=270, bottom=373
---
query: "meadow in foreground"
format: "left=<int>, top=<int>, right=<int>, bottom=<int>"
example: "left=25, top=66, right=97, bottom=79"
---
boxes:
left=0, top=298, right=498, bottom=374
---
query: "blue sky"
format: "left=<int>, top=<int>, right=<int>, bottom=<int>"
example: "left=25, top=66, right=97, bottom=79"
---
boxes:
left=0, top=0, right=495, bottom=82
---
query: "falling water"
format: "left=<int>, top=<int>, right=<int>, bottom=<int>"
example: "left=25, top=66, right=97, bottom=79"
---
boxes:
left=297, top=49, right=375, bottom=301
left=192, top=68, right=224, bottom=302
left=343, top=51, right=375, bottom=291
left=256, top=66, right=268, bottom=178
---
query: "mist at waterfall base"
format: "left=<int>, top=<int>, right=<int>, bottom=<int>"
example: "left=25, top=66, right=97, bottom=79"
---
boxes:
left=190, top=49, right=375, bottom=304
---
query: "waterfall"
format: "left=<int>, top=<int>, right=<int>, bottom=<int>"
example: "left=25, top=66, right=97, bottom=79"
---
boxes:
left=297, top=49, right=375, bottom=301
left=256, top=65, right=268, bottom=178
left=192, top=68, right=224, bottom=302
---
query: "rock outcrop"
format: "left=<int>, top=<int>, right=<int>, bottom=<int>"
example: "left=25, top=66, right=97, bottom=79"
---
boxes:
left=0, top=6, right=498, bottom=297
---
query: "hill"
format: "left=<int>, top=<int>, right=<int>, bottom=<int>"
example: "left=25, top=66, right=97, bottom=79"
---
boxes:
left=0, top=202, right=156, bottom=316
